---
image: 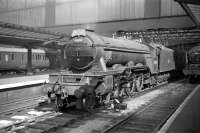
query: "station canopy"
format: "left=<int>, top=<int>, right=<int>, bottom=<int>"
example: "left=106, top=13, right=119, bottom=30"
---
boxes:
left=175, top=0, right=200, bottom=27
left=0, top=21, right=69, bottom=49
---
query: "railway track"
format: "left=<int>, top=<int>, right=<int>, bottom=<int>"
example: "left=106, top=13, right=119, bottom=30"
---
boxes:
left=0, top=93, right=89, bottom=133
left=97, top=83, right=197, bottom=133
left=0, top=95, right=47, bottom=116
left=0, top=79, right=197, bottom=133
left=1, top=109, right=90, bottom=133
left=0, top=95, right=52, bottom=132
left=0, top=95, right=45, bottom=107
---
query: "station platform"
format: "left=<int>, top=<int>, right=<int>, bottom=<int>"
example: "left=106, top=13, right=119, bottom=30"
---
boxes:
left=0, top=74, right=49, bottom=91
left=159, top=84, right=200, bottom=133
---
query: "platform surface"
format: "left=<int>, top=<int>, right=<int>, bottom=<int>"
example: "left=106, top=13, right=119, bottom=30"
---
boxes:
left=160, top=84, right=200, bottom=133
left=0, top=74, right=49, bottom=90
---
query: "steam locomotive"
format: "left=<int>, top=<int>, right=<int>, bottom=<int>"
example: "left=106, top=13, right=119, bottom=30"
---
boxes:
left=47, top=29, right=175, bottom=110
left=183, top=45, right=200, bottom=82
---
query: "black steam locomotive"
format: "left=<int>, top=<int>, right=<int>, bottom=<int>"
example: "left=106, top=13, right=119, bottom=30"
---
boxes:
left=47, top=29, right=175, bottom=110
left=183, top=45, right=200, bottom=82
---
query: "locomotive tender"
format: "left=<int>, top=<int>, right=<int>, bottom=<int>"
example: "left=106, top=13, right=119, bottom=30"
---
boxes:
left=48, top=29, right=175, bottom=110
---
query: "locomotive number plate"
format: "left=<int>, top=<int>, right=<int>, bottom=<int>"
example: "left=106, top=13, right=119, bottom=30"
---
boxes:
left=63, top=76, right=81, bottom=83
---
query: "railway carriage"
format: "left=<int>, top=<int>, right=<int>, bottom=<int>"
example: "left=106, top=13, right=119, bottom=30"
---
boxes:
left=47, top=29, right=175, bottom=110
left=0, top=47, right=49, bottom=73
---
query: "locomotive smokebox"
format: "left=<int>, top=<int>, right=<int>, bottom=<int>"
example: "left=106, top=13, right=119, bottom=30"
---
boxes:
left=65, top=35, right=100, bottom=72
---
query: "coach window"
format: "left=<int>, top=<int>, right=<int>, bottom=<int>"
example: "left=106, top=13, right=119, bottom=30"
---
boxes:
left=5, top=54, right=8, bottom=62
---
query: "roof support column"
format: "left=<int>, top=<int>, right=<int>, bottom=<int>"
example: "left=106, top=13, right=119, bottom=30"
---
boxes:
left=27, top=47, right=33, bottom=75
left=60, top=48, right=65, bottom=70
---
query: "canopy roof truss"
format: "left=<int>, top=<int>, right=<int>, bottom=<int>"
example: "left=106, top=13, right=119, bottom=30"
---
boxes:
left=175, top=0, right=200, bottom=27
left=115, top=27, right=200, bottom=46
